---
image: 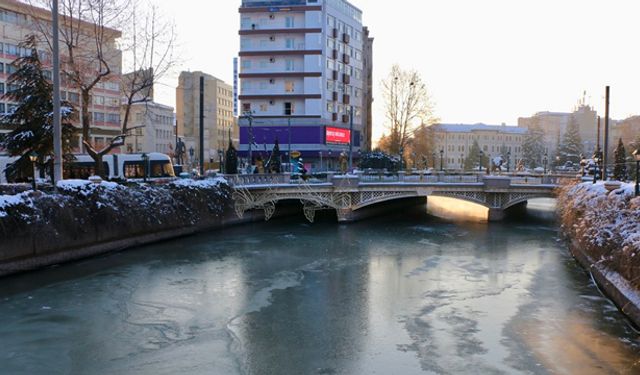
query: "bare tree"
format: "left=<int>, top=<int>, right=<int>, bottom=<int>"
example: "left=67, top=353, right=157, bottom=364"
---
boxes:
left=27, top=0, right=175, bottom=177
left=119, top=1, right=177, bottom=144
left=381, top=64, right=436, bottom=155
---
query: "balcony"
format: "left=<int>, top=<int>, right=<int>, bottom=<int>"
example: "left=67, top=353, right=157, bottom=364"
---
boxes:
left=343, top=33, right=350, bottom=44
left=342, top=114, right=349, bottom=123
left=332, top=49, right=338, bottom=59
left=332, top=70, right=338, bottom=80
left=332, top=91, right=338, bottom=101
left=332, top=112, right=338, bottom=121
left=343, top=74, right=350, bottom=84
left=342, top=53, right=349, bottom=64
left=343, top=94, right=350, bottom=104
left=332, top=28, right=338, bottom=38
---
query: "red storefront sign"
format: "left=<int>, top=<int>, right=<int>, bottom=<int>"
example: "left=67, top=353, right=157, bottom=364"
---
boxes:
left=326, top=127, right=351, bottom=144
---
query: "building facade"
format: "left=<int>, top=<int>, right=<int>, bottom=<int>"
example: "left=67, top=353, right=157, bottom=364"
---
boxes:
left=124, top=101, right=175, bottom=154
left=176, top=71, right=235, bottom=167
left=518, top=103, right=598, bottom=158
left=361, top=26, right=373, bottom=152
left=0, top=0, right=122, bottom=153
left=238, top=0, right=368, bottom=168
left=433, top=123, right=528, bottom=171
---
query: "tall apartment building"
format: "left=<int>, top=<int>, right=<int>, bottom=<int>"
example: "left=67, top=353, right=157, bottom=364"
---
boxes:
left=0, top=0, right=122, bottom=153
left=433, top=123, right=528, bottom=171
left=518, top=102, right=598, bottom=158
left=238, top=0, right=370, bottom=167
left=176, top=71, right=235, bottom=166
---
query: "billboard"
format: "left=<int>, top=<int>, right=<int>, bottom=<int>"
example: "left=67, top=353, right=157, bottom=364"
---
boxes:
left=326, top=127, right=351, bottom=144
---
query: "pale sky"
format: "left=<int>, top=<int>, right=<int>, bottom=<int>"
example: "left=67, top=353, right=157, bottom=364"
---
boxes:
left=150, top=0, right=640, bottom=142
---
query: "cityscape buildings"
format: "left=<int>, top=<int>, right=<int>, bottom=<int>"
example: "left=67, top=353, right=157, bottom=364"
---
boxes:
left=237, top=0, right=372, bottom=169
left=124, top=101, right=175, bottom=154
left=0, top=0, right=123, bottom=153
left=432, top=123, right=527, bottom=171
left=518, top=99, right=598, bottom=158
left=176, top=71, right=235, bottom=168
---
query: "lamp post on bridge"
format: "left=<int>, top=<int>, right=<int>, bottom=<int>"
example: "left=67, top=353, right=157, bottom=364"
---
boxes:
left=543, top=153, right=548, bottom=175
left=507, top=151, right=511, bottom=173
left=479, top=150, right=484, bottom=172
left=440, top=149, right=444, bottom=172
left=633, top=149, right=640, bottom=197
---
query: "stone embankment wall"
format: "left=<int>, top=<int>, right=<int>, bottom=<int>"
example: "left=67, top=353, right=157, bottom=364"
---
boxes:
left=558, top=182, right=640, bottom=327
left=0, top=179, right=262, bottom=277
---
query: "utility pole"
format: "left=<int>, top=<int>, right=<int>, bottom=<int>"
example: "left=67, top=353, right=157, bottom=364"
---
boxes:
left=348, top=106, right=353, bottom=172
left=243, top=111, right=254, bottom=172
left=199, top=76, right=205, bottom=176
left=52, top=0, right=62, bottom=183
left=603, top=86, right=610, bottom=181
left=288, top=116, right=292, bottom=173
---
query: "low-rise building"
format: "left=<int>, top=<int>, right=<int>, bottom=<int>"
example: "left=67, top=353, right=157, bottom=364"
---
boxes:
left=124, top=101, right=175, bottom=154
left=432, top=123, right=527, bottom=170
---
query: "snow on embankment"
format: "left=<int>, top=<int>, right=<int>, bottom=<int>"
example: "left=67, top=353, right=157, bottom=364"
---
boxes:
left=0, top=178, right=232, bottom=274
left=558, top=182, right=640, bottom=324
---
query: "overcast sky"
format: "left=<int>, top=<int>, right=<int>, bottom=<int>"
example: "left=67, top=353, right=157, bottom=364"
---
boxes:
left=150, top=0, right=640, bottom=141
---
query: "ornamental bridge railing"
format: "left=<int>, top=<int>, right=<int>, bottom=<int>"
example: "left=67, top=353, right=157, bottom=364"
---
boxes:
left=225, top=172, right=573, bottom=187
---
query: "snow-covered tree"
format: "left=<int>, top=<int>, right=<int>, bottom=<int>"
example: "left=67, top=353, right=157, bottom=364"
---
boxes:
left=555, top=118, right=583, bottom=166
left=613, top=138, right=627, bottom=181
left=522, top=124, right=546, bottom=169
left=463, top=140, right=486, bottom=171
left=266, top=139, right=282, bottom=173
left=0, top=36, right=75, bottom=182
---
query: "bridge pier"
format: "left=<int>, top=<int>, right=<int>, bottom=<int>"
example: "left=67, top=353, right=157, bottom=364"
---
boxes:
left=488, top=208, right=505, bottom=222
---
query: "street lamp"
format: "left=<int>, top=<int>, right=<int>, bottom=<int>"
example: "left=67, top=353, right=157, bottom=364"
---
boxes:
left=439, top=149, right=444, bottom=172
left=141, top=153, right=149, bottom=183
left=328, top=149, right=332, bottom=171
left=543, top=153, right=548, bottom=175
left=399, top=147, right=404, bottom=171
left=479, top=150, right=484, bottom=172
left=29, top=151, right=37, bottom=191
left=219, top=149, right=224, bottom=174
left=633, top=149, right=640, bottom=196
left=592, top=151, right=600, bottom=184
left=507, top=151, right=512, bottom=173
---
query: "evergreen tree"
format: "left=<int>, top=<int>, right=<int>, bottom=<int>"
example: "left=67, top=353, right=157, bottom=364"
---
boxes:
left=555, top=118, right=583, bottom=166
left=224, top=140, right=238, bottom=175
left=522, top=124, right=545, bottom=169
left=266, top=139, right=281, bottom=173
left=613, top=138, right=628, bottom=181
left=463, top=140, right=486, bottom=171
left=0, top=35, right=75, bottom=182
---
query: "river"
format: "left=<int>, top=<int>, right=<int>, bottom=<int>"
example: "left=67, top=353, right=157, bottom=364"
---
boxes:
left=1, top=200, right=638, bottom=374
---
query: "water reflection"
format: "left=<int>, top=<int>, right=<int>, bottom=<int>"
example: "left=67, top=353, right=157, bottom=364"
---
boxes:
left=0, top=205, right=638, bottom=374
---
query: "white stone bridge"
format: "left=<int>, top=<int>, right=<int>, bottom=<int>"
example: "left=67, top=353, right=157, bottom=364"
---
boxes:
left=227, top=173, right=562, bottom=223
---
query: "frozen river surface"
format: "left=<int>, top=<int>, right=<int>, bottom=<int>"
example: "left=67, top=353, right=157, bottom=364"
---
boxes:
left=1, top=202, right=639, bottom=374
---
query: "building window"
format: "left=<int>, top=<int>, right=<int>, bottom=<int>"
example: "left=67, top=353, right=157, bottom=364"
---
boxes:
left=285, top=38, right=295, bottom=49
left=284, top=102, right=293, bottom=115
left=285, top=16, right=294, bottom=28
left=285, top=59, right=295, bottom=71
left=242, top=103, right=251, bottom=112
left=285, top=81, right=295, bottom=93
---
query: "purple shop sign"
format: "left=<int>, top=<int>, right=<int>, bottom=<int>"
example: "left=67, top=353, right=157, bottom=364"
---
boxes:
left=240, top=126, right=325, bottom=145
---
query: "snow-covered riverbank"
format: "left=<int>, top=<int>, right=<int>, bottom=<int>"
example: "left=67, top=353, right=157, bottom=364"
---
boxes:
left=558, top=182, right=640, bottom=326
left=0, top=179, right=236, bottom=276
